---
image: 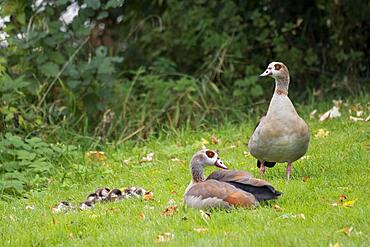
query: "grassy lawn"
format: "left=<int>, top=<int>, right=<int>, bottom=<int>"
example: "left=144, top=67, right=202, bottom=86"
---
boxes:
left=0, top=112, right=369, bottom=246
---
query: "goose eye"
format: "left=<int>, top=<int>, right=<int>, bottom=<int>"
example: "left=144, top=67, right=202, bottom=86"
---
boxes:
left=205, top=150, right=215, bottom=158
left=274, top=64, right=282, bottom=70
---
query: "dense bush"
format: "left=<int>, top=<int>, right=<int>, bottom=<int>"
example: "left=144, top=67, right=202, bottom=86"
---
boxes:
left=0, top=0, right=369, bottom=141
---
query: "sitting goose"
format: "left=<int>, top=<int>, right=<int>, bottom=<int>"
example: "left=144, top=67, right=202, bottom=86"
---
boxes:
left=184, top=149, right=281, bottom=209
left=248, top=62, right=310, bottom=179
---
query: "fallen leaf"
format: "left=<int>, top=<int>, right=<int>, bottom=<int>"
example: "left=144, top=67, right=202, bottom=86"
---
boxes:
left=200, top=138, right=209, bottom=145
left=155, top=232, right=174, bottom=243
left=272, top=204, right=283, bottom=211
left=364, top=144, right=370, bottom=150
left=349, top=116, right=364, bottom=122
left=170, top=191, right=177, bottom=195
left=52, top=217, right=57, bottom=225
left=200, top=210, right=211, bottom=223
left=170, top=157, right=185, bottom=164
left=143, top=191, right=154, bottom=201
left=310, top=109, right=317, bottom=119
left=122, top=159, right=131, bottom=165
left=89, top=214, right=98, bottom=219
left=85, top=151, right=107, bottom=162
left=303, top=176, right=310, bottom=182
left=342, top=200, right=356, bottom=208
left=68, top=232, right=74, bottom=240
left=193, top=228, right=208, bottom=233
left=280, top=213, right=305, bottom=219
left=319, top=106, right=341, bottom=121
left=167, top=198, right=176, bottom=205
left=314, top=129, right=330, bottom=138
left=210, top=135, right=219, bottom=144
left=301, top=155, right=310, bottom=160
left=337, top=226, right=353, bottom=236
left=141, top=152, right=154, bottom=163
left=25, top=205, right=35, bottom=210
left=139, top=212, right=145, bottom=220
left=161, top=205, right=178, bottom=217
left=330, top=242, right=340, bottom=247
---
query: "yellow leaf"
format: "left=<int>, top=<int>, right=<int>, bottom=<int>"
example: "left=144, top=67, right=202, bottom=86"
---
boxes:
left=144, top=191, right=154, bottom=201
left=161, top=205, right=177, bottom=217
left=155, top=232, right=174, bottom=243
left=330, top=242, right=340, bottom=247
left=314, top=129, right=330, bottom=138
left=210, top=135, right=219, bottom=144
left=200, top=210, right=211, bottom=223
left=139, top=212, right=145, bottom=220
left=193, top=227, right=208, bottom=233
left=342, top=200, right=356, bottom=208
left=201, top=138, right=209, bottom=145
left=85, top=151, right=107, bottom=162
left=337, top=226, right=353, bottom=236
left=272, top=205, right=283, bottom=211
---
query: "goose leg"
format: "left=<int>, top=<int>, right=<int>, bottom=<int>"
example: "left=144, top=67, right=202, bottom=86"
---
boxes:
left=286, top=163, right=292, bottom=180
left=260, top=161, right=265, bottom=176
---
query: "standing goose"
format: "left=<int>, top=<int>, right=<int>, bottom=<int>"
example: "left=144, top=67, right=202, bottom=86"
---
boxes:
left=184, top=149, right=281, bottom=209
left=248, top=62, right=310, bottom=179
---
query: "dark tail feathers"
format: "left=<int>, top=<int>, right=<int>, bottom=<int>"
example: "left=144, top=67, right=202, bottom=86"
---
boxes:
left=257, top=160, right=276, bottom=168
left=229, top=182, right=282, bottom=201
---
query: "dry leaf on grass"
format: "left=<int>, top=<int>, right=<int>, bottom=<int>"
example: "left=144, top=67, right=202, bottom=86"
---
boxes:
left=167, top=198, right=176, bottom=205
left=161, top=205, right=178, bottom=217
left=310, top=109, right=317, bottom=119
left=193, top=228, right=208, bottom=233
left=331, top=194, right=356, bottom=208
left=141, top=152, right=154, bottom=163
left=303, top=176, right=310, bottom=182
left=337, top=226, right=353, bottom=236
left=139, top=212, right=145, bottom=220
left=200, top=138, right=209, bottom=145
left=280, top=213, right=305, bottom=220
left=272, top=205, right=283, bottom=211
left=342, top=200, right=356, bottom=208
left=85, top=151, right=107, bottom=163
left=349, top=116, right=364, bottom=122
left=155, top=232, right=174, bottom=243
left=210, top=135, right=219, bottom=144
left=25, top=205, right=35, bottom=210
left=330, top=242, right=340, bottom=247
left=200, top=210, right=211, bottom=223
left=314, top=129, right=330, bottom=138
left=319, top=106, right=341, bottom=121
left=143, top=191, right=154, bottom=201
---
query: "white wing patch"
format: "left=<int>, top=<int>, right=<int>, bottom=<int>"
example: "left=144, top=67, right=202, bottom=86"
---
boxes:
left=184, top=196, right=230, bottom=209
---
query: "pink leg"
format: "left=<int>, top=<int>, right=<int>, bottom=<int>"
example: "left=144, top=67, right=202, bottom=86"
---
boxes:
left=286, top=163, right=292, bottom=180
left=260, top=161, right=265, bottom=176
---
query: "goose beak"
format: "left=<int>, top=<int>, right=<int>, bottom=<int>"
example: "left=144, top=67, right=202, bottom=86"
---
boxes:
left=215, top=159, right=228, bottom=169
left=259, top=69, right=272, bottom=77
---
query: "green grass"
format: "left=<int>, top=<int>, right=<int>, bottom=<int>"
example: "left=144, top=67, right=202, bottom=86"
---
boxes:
left=0, top=116, right=369, bottom=246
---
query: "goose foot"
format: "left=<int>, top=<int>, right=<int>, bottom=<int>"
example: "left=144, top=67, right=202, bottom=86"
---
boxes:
left=260, top=161, right=265, bottom=176
left=286, top=163, right=292, bottom=180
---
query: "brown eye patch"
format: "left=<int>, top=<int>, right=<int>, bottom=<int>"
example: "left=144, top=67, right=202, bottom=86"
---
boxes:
left=205, top=150, right=215, bottom=158
left=274, top=64, right=282, bottom=70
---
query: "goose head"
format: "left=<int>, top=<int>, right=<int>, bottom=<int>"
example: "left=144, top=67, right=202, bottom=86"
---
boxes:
left=259, top=62, right=289, bottom=82
left=192, top=149, right=227, bottom=169
left=189, top=149, right=227, bottom=183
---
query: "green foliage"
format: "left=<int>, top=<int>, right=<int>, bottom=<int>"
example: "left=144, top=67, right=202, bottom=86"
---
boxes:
left=0, top=133, right=75, bottom=195
left=0, top=0, right=369, bottom=141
